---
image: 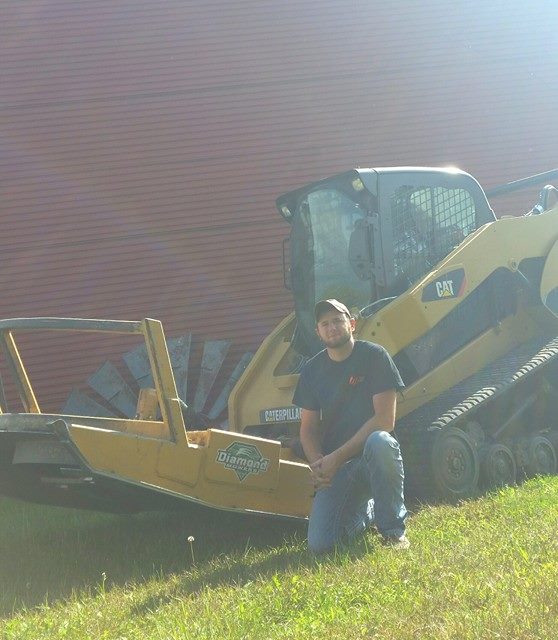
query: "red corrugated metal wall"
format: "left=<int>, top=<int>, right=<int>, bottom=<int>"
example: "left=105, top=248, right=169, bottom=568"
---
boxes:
left=1, top=0, right=557, bottom=411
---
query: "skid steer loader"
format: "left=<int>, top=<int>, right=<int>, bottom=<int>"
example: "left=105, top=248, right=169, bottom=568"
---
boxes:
left=1, top=166, right=558, bottom=517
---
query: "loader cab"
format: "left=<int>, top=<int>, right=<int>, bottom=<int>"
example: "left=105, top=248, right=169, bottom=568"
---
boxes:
left=277, top=167, right=496, bottom=356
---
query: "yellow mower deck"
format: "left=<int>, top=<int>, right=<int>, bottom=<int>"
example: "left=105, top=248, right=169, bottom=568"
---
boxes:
left=0, top=317, right=313, bottom=517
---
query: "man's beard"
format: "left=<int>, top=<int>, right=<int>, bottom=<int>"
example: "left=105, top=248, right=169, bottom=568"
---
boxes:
left=322, top=331, right=352, bottom=349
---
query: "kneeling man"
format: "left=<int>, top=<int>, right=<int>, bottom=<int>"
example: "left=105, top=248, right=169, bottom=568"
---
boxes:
left=293, top=299, right=409, bottom=553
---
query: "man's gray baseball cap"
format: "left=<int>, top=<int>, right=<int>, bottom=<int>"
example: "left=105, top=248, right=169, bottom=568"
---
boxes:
left=314, top=299, right=352, bottom=322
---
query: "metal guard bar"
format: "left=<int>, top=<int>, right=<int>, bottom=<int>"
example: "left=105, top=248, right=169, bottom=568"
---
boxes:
left=0, top=318, right=144, bottom=333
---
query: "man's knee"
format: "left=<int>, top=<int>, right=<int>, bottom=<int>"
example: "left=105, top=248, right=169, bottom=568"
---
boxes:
left=307, top=519, right=336, bottom=555
left=363, top=430, right=400, bottom=463
left=308, top=532, right=334, bottom=555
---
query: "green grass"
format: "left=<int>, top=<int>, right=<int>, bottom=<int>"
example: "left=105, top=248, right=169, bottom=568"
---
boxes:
left=2, top=477, right=558, bottom=639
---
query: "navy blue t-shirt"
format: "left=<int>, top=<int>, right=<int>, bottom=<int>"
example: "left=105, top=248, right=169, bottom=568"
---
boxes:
left=292, top=340, right=404, bottom=455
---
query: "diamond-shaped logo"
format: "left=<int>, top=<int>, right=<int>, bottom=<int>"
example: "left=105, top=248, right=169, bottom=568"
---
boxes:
left=216, top=442, right=270, bottom=481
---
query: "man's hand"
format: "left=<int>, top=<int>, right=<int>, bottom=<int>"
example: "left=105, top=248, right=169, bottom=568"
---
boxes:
left=310, top=452, right=341, bottom=489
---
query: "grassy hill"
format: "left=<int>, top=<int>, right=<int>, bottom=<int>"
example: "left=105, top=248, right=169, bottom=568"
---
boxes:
left=1, top=477, right=557, bottom=639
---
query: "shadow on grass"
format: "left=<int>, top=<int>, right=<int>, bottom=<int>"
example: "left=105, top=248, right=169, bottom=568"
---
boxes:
left=0, top=499, right=307, bottom=618
left=127, top=540, right=314, bottom=617
left=126, top=499, right=433, bottom=619
left=127, top=517, right=384, bottom=618
left=1, top=494, right=431, bottom=619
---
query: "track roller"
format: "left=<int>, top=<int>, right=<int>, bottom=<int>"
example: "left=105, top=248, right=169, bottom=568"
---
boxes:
left=431, top=426, right=480, bottom=501
left=515, top=435, right=557, bottom=478
left=480, top=443, right=516, bottom=489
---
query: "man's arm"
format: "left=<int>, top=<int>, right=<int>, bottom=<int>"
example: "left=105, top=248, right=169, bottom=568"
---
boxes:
left=311, top=388, right=397, bottom=487
left=299, top=408, right=324, bottom=465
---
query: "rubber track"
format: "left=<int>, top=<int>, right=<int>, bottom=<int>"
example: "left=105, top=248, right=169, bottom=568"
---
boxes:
left=397, top=335, right=558, bottom=499
left=396, top=335, right=558, bottom=435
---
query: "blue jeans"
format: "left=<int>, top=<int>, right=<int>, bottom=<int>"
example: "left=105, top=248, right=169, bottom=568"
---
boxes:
left=307, top=430, right=407, bottom=554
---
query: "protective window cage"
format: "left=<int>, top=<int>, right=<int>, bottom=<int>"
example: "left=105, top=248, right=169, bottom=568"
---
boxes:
left=391, top=185, right=475, bottom=285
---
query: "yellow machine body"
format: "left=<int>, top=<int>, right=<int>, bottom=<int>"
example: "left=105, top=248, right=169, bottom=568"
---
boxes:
left=231, top=209, right=558, bottom=434
left=2, top=167, right=558, bottom=512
